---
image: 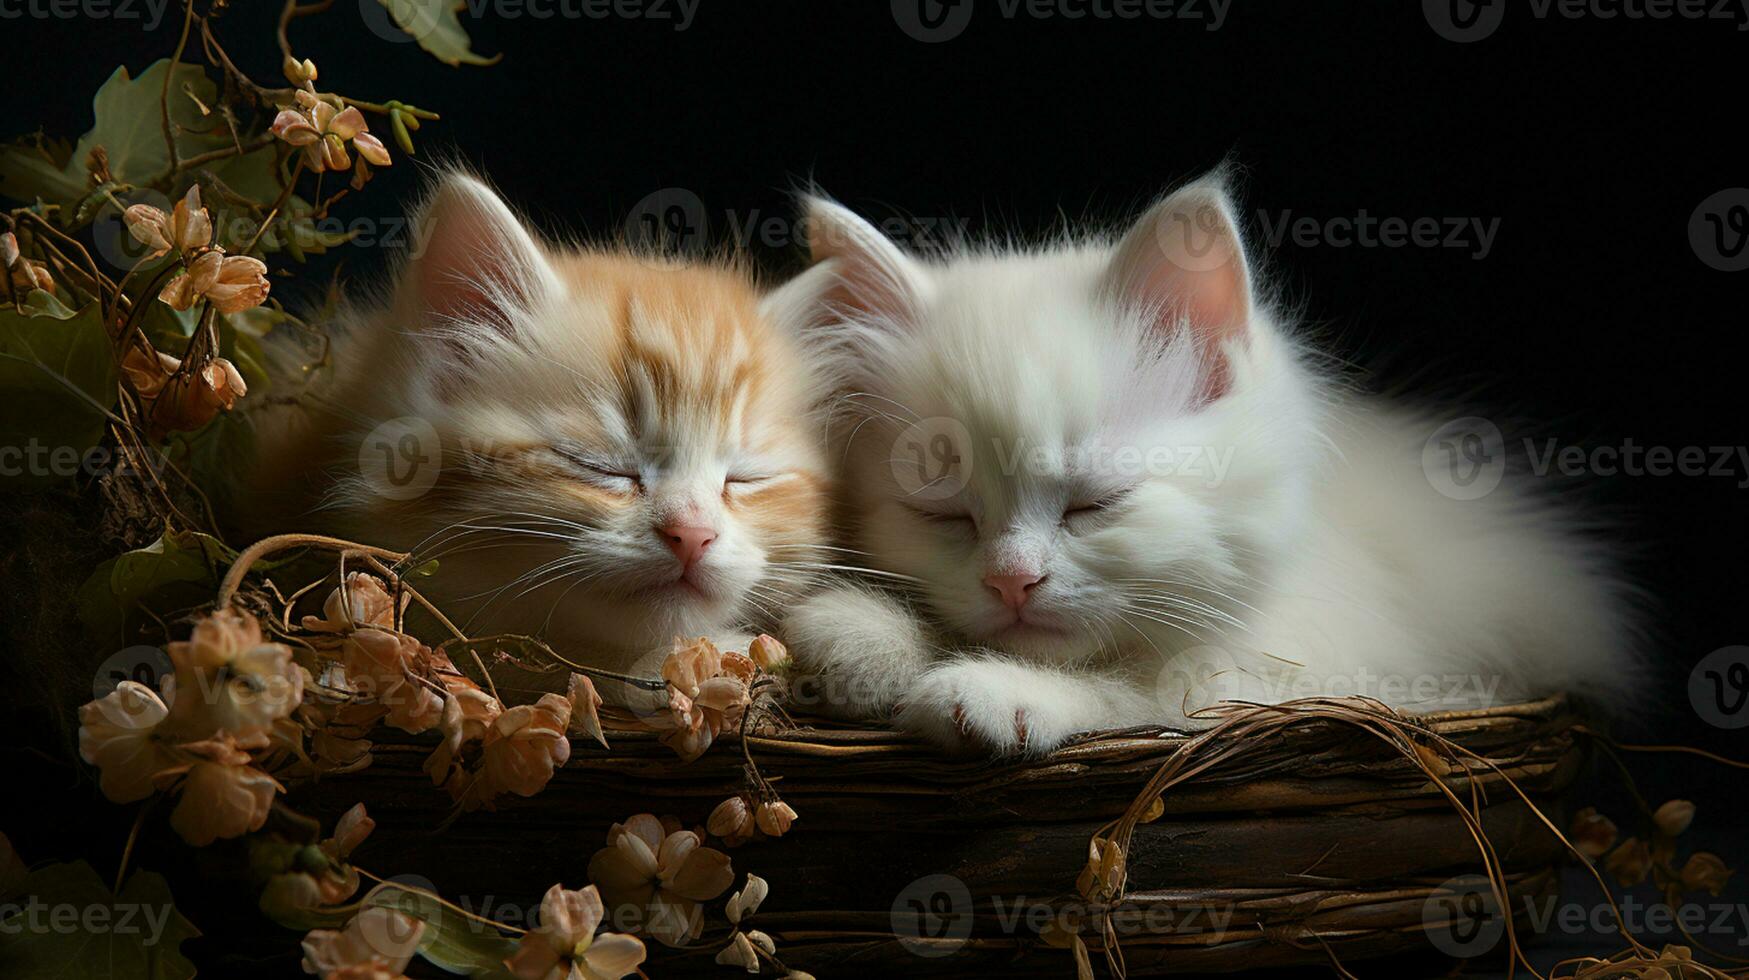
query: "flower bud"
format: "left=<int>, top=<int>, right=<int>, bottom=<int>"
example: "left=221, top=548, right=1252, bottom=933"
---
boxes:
left=754, top=800, right=796, bottom=838
left=749, top=634, right=789, bottom=670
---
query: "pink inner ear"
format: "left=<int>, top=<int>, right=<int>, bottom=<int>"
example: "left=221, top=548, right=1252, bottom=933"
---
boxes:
left=407, top=180, right=550, bottom=334
left=1119, top=198, right=1253, bottom=403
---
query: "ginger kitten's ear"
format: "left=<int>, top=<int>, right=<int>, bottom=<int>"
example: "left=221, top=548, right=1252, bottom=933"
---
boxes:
left=1104, top=174, right=1254, bottom=399
left=795, top=195, right=928, bottom=326
left=399, top=173, right=560, bottom=334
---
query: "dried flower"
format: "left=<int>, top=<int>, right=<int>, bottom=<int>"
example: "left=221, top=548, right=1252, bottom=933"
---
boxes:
left=1652, top=800, right=1695, bottom=838
left=748, top=634, right=788, bottom=670
left=141, top=355, right=250, bottom=437
left=1678, top=852, right=1733, bottom=896
left=154, top=730, right=283, bottom=846
left=303, top=574, right=407, bottom=633
left=273, top=91, right=391, bottom=174
left=587, top=813, right=734, bottom=946
left=160, top=249, right=270, bottom=314
left=1605, top=837, right=1653, bottom=888
left=0, top=231, right=17, bottom=269
left=1569, top=807, right=1619, bottom=859
left=715, top=931, right=760, bottom=972
left=423, top=684, right=502, bottom=786
left=649, top=638, right=751, bottom=763
left=754, top=800, right=796, bottom=838
left=706, top=796, right=756, bottom=847
left=301, top=908, right=425, bottom=980
left=77, top=680, right=172, bottom=803
left=1077, top=837, right=1125, bottom=903
left=163, top=607, right=305, bottom=740
left=121, top=345, right=180, bottom=399
left=341, top=630, right=442, bottom=734
left=476, top=693, right=572, bottom=799
left=124, top=185, right=212, bottom=259
left=725, top=874, right=768, bottom=925
left=566, top=673, right=608, bottom=748
left=503, top=883, right=647, bottom=980
left=10, top=258, right=54, bottom=293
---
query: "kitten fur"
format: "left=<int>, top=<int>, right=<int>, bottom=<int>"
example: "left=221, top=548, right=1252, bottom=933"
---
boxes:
left=250, top=174, right=831, bottom=687
left=782, top=171, right=1641, bottom=755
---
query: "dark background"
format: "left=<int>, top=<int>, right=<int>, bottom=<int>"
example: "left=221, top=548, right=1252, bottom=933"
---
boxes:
left=4, top=1, right=1746, bottom=976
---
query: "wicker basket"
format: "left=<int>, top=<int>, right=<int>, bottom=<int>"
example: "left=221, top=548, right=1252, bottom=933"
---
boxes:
left=294, top=695, right=1585, bottom=976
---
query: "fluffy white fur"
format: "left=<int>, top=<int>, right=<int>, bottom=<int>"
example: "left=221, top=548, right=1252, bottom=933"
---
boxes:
left=783, top=172, right=1640, bottom=755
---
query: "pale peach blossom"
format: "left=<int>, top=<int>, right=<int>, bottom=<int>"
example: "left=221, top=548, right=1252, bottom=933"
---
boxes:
left=748, top=634, right=788, bottom=671
left=143, top=356, right=249, bottom=437
left=423, top=685, right=503, bottom=786
left=163, top=608, right=304, bottom=739
left=77, top=680, right=172, bottom=803
left=754, top=800, right=796, bottom=838
left=155, top=731, right=283, bottom=846
left=503, top=883, right=647, bottom=980
left=648, top=638, right=751, bottom=763
left=125, top=185, right=212, bottom=258
left=725, top=874, right=768, bottom=925
left=477, top=694, right=571, bottom=799
left=160, top=250, right=269, bottom=314
left=303, top=574, right=407, bottom=633
left=301, top=907, right=425, bottom=979
left=587, top=813, right=734, bottom=946
left=121, top=345, right=181, bottom=399
left=342, top=630, right=442, bottom=734
left=566, top=673, right=608, bottom=748
left=706, top=796, right=755, bottom=847
left=274, top=92, right=391, bottom=174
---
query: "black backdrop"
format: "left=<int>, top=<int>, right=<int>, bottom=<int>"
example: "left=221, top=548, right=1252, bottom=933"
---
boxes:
left=4, top=1, right=1747, bottom=973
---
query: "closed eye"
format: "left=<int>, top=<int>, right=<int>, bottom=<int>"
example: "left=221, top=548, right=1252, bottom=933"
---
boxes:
left=1063, top=490, right=1134, bottom=527
left=550, top=446, right=639, bottom=488
left=902, top=503, right=977, bottom=531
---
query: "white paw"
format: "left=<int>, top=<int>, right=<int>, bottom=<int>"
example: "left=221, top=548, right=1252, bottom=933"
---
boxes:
left=895, top=660, right=1086, bottom=757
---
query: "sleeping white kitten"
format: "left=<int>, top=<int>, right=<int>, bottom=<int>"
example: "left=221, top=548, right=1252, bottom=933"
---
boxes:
left=782, top=171, right=1640, bottom=755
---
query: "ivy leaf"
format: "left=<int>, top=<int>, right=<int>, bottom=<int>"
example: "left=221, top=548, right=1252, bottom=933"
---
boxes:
left=0, top=298, right=117, bottom=489
left=0, top=60, right=231, bottom=208
left=374, top=0, right=502, bottom=67
left=0, top=861, right=199, bottom=980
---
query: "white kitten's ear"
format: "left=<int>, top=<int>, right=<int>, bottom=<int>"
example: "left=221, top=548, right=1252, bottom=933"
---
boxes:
left=1104, top=176, right=1254, bottom=399
left=796, top=195, right=928, bottom=326
left=400, top=173, right=560, bottom=333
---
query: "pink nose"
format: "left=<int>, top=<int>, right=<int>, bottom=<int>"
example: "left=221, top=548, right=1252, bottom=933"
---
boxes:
left=984, top=572, right=1044, bottom=611
left=658, top=524, right=717, bottom=571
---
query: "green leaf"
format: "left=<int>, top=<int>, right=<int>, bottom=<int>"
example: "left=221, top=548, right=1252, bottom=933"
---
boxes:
left=76, top=529, right=239, bottom=644
left=0, top=299, right=117, bottom=489
left=0, top=861, right=199, bottom=980
left=363, top=880, right=519, bottom=978
left=0, top=60, right=232, bottom=208
left=375, top=0, right=502, bottom=67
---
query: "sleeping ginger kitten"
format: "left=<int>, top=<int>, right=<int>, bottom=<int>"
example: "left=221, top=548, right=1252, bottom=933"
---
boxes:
left=783, top=171, right=1641, bottom=755
left=256, top=174, right=830, bottom=685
